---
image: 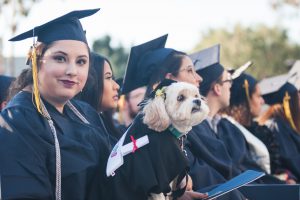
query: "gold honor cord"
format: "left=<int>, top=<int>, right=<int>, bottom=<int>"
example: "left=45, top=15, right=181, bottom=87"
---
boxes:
left=31, top=46, right=43, bottom=115
left=243, top=79, right=251, bottom=104
left=283, top=92, right=297, bottom=131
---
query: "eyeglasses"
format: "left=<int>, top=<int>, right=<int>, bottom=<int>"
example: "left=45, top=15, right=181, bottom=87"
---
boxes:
left=217, top=78, right=233, bottom=85
left=177, top=65, right=198, bottom=77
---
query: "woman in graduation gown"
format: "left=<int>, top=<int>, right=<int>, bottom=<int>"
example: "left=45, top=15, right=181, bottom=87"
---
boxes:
left=257, top=77, right=300, bottom=183
left=77, top=52, right=122, bottom=145
left=0, top=9, right=111, bottom=199
left=223, top=72, right=297, bottom=183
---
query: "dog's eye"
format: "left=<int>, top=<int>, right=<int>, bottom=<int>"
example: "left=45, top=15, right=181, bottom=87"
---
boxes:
left=195, top=94, right=199, bottom=98
left=177, top=94, right=185, bottom=102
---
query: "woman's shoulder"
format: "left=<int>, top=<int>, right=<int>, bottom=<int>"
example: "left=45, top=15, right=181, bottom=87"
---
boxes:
left=1, top=91, right=40, bottom=123
left=4, top=91, right=35, bottom=111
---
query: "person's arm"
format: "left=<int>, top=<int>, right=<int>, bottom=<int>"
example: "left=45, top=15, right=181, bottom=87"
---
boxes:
left=0, top=108, right=53, bottom=199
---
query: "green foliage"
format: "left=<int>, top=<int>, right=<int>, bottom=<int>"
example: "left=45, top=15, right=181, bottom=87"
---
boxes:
left=192, top=24, right=300, bottom=80
left=92, top=35, right=129, bottom=79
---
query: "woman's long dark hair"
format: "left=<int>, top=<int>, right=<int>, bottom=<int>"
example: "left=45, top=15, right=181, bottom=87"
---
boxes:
left=78, top=52, right=122, bottom=139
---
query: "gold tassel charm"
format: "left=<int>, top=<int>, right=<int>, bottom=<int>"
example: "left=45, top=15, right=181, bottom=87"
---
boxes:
left=31, top=45, right=43, bottom=115
left=243, top=79, right=250, bottom=103
left=283, top=92, right=297, bottom=131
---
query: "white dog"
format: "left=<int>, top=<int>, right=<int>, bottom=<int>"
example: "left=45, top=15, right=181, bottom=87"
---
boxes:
left=143, top=81, right=209, bottom=135
left=142, top=81, right=209, bottom=200
left=106, top=81, right=209, bottom=200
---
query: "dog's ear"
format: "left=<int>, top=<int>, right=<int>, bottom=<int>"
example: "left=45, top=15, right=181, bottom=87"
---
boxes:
left=142, top=96, right=171, bottom=132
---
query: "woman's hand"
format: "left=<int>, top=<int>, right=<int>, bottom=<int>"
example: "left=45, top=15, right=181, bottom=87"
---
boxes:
left=177, top=191, right=208, bottom=200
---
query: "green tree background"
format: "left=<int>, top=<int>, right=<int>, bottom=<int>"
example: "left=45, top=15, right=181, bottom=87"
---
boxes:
left=92, top=35, right=129, bottom=79
left=192, top=24, right=300, bottom=80
left=91, top=0, right=300, bottom=81
left=92, top=24, right=300, bottom=81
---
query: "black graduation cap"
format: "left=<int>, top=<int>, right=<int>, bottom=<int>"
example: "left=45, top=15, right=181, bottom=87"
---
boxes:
left=259, top=74, right=298, bottom=105
left=189, top=44, right=224, bottom=96
left=121, top=34, right=174, bottom=94
left=9, top=8, right=100, bottom=44
left=230, top=72, right=257, bottom=106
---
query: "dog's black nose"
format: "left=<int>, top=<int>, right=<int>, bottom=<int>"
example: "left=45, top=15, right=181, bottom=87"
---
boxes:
left=193, top=99, right=201, bottom=106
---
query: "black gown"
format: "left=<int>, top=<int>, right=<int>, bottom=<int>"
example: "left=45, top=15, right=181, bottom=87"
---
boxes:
left=218, top=118, right=265, bottom=172
left=186, top=121, right=245, bottom=200
left=109, top=114, right=188, bottom=200
left=187, top=120, right=240, bottom=182
left=246, top=121, right=290, bottom=176
left=217, top=118, right=283, bottom=184
left=265, top=117, right=300, bottom=182
left=0, top=91, right=111, bottom=199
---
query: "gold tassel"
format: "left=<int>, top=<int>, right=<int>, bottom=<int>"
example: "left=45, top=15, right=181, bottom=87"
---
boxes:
left=243, top=79, right=250, bottom=104
left=283, top=92, right=297, bottom=131
left=31, top=46, right=43, bottom=115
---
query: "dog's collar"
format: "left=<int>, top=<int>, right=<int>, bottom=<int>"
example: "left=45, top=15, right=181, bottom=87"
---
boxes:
left=168, top=125, right=184, bottom=138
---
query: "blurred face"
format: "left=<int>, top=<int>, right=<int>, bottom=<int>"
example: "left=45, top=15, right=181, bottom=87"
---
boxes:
left=172, top=56, right=203, bottom=87
left=249, top=85, right=265, bottom=117
left=126, top=87, right=146, bottom=118
left=38, top=40, right=89, bottom=106
left=218, top=70, right=232, bottom=108
left=101, top=61, right=120, bottom=111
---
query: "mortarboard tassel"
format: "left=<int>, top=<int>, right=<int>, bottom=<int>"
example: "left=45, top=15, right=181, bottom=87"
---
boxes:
left=31, top=46, right=43, bottom=115
left=283, top=92, right=297, bottom=131
left=243, top=79, right=251, bottom=104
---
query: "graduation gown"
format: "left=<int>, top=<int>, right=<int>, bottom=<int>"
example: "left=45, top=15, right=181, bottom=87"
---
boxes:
left=218, top=118, right=265, bottom=172
left=0, top=91, right=111, bottom=199
left=187, top=121, right=239, bottom=182
left=266, top=117, right=300, bottom=181
left=186, top=121, right=245, bottom=200
left=247, top=121, right=287, bottom=175
left=109, top=114, right=188, bottom=200
left=218, top=118, right=284, bottom=184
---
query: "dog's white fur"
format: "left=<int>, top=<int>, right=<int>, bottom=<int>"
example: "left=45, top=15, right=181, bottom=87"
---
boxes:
left=142, top=82, right=209, bottom=134
left=141, top=82, right=209, bottom=200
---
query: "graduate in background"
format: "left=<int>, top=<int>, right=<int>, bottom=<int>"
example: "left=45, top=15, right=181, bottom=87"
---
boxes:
left=0, top=75, right=15, bottom=111
left=117, top=85, right=146, bottom=133
left=0, top=9, right=111, bottom=199
left=187, top=45, right=244, bottom=188
left=77, top=52, right=122, bottom=144
left=257, top=74, right=300, bottom=183
left=194, top=45, right=282, bottom=184
left=223, top=72, right=296, bottom=184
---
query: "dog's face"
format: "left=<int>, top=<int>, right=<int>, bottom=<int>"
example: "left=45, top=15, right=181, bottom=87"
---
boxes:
left=165, top=82, right=209, bottom=129
left=142, top=82, right=209, bottom=133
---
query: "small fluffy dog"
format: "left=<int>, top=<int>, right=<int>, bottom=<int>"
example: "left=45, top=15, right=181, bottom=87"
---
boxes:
left=107, top=80, right=209, bottom=200
left=143, top=81, right=209, bottom=135
left=143, top=81, right=209, bottom=200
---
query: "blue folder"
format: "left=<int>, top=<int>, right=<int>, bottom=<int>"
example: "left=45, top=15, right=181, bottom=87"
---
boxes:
left=203, top=170, right=265, bottom=200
